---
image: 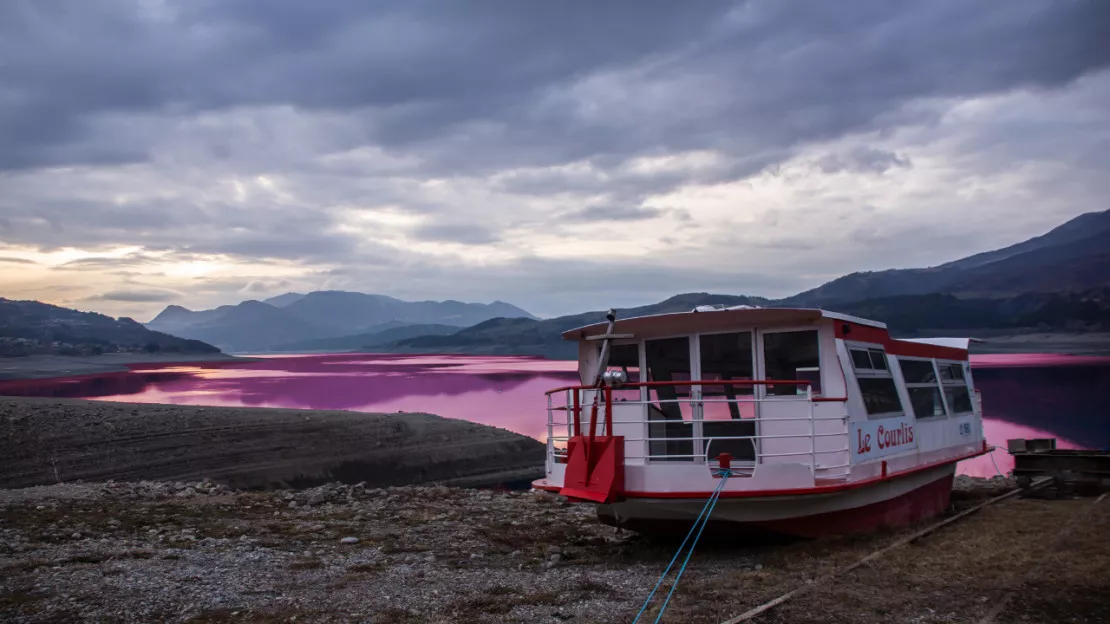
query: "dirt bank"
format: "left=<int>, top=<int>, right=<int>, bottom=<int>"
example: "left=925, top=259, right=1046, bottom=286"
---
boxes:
left=1, top=477, right=1106, bottom=623
left=0, top=397, right=545, bottom=490
left=0, top=353, right=255, bottom=382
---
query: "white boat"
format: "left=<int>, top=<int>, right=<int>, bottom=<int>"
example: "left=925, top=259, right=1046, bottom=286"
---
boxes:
left=532, top=306, right=990, bottom=537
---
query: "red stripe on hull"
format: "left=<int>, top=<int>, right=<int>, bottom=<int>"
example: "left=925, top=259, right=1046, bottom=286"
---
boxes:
left=598, top=472, right=955, bottom=538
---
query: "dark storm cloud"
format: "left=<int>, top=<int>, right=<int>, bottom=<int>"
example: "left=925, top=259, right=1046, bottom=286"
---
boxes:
left=2, top=0, right=1107, bottom=172
left=1, top=0, right=1109, bottom=316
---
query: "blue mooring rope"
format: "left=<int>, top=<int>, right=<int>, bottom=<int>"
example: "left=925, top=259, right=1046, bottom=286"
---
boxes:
left=632, top=468, right=732, bottom=624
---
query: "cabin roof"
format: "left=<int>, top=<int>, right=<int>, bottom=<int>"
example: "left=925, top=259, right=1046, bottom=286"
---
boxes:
left=562, top=306, right=886, bottom=341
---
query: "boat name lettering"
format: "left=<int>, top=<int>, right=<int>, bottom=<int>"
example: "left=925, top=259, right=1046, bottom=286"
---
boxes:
left=851, top=416, right=919, bottom=462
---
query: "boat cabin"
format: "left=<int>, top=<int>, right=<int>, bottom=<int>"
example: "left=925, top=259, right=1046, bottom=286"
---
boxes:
left=537, top=306, right=988, bottom=504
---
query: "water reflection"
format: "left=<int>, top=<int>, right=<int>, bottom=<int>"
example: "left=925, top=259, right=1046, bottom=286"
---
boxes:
left=1, top=353, right=1107, bottom=476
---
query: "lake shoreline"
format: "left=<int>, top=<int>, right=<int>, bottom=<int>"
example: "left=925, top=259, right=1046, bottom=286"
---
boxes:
left=0, top=352, right=258, bottom=382
left=0, top=396, right=545, bottom=491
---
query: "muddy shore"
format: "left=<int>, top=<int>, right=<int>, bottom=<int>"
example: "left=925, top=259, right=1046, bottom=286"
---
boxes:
left=0, top=353, right=256, bottom=382
left=1, top=477, right=1106, bottom=623
left=0, top=397, right=545, bottom=490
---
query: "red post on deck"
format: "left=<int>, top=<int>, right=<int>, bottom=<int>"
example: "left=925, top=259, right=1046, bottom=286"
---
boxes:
left=572, top=391, right=581, bottom=436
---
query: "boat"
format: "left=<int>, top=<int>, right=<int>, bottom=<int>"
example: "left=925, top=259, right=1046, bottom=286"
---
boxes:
left=531, top=305, right=991, bottom=537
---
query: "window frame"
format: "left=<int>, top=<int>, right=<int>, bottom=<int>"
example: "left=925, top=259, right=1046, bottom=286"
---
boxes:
left=936, top=358, right=974, bottom=416
left=846, top=342, right=905, bottom=420
left=896, top=356, right=947, bottom=420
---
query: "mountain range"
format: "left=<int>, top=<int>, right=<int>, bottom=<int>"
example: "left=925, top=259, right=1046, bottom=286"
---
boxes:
left=9, top=208, right=1104, bottom=358
left=376, top=208, right=1110, bottom=358
left=145, top=290, right=536, bottom=353
left=0, top=298, right=219, bottom=357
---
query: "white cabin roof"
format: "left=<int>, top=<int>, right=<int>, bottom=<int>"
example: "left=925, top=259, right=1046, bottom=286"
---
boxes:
left=899, top=337, right=983, bottom=350
left=563, top=306, right=886, bottom=341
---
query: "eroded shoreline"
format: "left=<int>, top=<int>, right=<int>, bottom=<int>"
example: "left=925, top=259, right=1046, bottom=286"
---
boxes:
left=0, top=397, right=544, bottom=490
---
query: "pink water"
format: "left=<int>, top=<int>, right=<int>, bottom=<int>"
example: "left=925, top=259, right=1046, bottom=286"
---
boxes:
left=2, top=352, right=1107, bottom=476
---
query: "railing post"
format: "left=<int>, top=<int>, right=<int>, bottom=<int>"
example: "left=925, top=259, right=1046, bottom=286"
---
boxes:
left=546, top=393, right=554, bottom=473
left=572, top=390, right=581, bottom=437
left=604, top=385, right=613, bottom=437
left=808, top=384, right=816, bottom=477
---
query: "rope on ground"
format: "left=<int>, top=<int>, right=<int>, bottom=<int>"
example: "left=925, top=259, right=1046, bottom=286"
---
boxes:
left=632, top=468, right=732, bottom=624
left=977, top=491, right=1107, bottom=624
left=718, top=476, right=1054, bottom=624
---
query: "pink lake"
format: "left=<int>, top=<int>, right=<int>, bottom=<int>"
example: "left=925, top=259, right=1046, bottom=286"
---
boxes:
left=1, top=352, right=1107, bottom=476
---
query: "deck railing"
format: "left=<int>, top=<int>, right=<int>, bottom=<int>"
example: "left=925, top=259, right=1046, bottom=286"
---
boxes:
left=544, top=379, right=851, bottom=478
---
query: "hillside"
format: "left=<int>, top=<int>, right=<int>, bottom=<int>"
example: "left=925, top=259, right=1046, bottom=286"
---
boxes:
left=274, top=323, right=460, bottom=353
left=783, top=208, right=1110, bottom=306
left=386, top=293, right=770, bottom=358
left=0, top=298, right=220, bottom=357
left=147, top=291, right=536, bottom=353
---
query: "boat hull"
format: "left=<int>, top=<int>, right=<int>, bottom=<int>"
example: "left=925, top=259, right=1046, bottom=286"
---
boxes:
left=597, top=462, right=957, bottom=538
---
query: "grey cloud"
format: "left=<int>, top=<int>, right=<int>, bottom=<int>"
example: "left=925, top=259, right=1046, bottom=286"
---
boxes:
left=0, top=0, right=1108, bottom=318
left=409, top=222, right=502, bottom=245
left=2, top=0, right=1107, bottom=174
left=816, top=147, right=912, bottom=175
left=86, top=288, right=182, bottom=303
left=559, top=205, right=693, bottom=223
left=0, top=256, right=37, bottom=265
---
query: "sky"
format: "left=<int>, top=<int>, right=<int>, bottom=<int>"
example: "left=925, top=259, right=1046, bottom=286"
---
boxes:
left=1, top=0, right=1108, bottom=321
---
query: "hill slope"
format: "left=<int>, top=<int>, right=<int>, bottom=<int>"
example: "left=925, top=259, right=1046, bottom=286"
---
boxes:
left=783, top=208, right=1110, bottom=307
left=0, top=298, right=220, bottom=357
left=386, top=293, right=770, bottom=358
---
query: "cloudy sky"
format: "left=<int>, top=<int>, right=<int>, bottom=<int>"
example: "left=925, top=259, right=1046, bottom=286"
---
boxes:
left=1, top=0, right=1108, bottom=320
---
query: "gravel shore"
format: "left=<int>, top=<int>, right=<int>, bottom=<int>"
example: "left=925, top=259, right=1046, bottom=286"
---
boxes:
left=2, top=476, right=1107, bottom=623
left=0, top=397, right=545, bottom=490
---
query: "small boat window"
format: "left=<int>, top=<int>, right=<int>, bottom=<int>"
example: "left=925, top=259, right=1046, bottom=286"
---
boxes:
left=850, top=345, right=904, bottom=419
left=606, top=343, right=641, bottom=401
left=851, top=347, right=889, bottom=372
left=938, top=361, right=973, bottom=414
left=763, top=330, right=821, bottom=395
left=898, top=358, right=945, bottom=419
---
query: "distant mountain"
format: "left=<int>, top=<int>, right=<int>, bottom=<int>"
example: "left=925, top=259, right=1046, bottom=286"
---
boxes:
left=273, top=323, right=460, bottom=353
left=386, top=293, right=770, bottom=359
left=146, top=291, right=536, bottom=353
left=262, top=292, right=305, bottom=307
left=782, top=209, right=1110, bottom=307
left=0, top=298, right=220, bottom=357
left=149, top=300, right=329, bottom=353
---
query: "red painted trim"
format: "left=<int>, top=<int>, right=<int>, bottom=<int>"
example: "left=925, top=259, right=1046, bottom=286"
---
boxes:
left=834, top=321, right=968, bottom=361
left=533, top=447, right=991, bottom=499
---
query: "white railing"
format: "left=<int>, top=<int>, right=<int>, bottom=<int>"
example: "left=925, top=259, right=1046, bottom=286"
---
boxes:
left=545, top=380, right=851, bottom=479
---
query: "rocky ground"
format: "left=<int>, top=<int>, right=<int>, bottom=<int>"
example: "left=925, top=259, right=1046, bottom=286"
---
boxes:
left=2, top=476, right=1108, bottom=623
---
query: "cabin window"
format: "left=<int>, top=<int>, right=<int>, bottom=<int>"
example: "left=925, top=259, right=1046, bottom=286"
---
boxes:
left=606, top=343, right=641, bottom=402
left=762, top=330, right=821, bottom=395
left=898, top=357, right=945, bottom=419
left=698, top=332, right=757, bottom=460
left=857, top=377, right=903, bottom=416
left=850, top=347, right=889, bottom=373
left=850, top=345, right=904, bottom=419
left=645, top=337, right=694, bottom=461
left=938, top=360, right=973, bottom=415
